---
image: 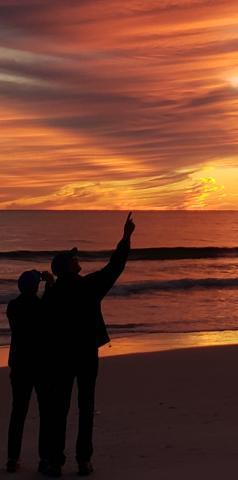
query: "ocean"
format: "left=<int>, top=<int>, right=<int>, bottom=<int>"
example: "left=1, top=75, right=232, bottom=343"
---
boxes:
left=1, top=210, right=238, bottom=355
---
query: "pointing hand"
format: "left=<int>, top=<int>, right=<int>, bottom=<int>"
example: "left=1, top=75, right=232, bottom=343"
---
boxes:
left=123, top=212, right=135, bottom=239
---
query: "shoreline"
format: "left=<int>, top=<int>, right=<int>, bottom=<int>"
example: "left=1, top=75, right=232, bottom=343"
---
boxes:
left=2, top=329, right=238, bottom=367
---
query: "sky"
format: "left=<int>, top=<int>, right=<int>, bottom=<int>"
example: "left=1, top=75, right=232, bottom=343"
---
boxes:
left=1, top=0, right=238, bottom=210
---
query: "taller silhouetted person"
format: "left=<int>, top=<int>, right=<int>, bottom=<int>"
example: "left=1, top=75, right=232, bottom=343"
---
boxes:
left=43, top=212, right=135, bottom=477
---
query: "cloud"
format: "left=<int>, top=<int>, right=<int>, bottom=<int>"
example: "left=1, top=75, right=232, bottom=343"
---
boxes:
left=0, top=0, right=238, bottom=208
left=182, top=176, right=226, bottom=208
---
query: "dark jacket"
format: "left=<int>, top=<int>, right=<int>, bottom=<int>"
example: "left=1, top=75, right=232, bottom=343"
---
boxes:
left=7, top=294, right=42, bottom=369
left=43, top=237, right=130, bottom=358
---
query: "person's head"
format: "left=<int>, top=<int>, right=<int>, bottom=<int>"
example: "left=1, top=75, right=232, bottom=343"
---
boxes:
left=18, top=270, right=42, bottom=295
left=51, top=247, right=81, bottom=277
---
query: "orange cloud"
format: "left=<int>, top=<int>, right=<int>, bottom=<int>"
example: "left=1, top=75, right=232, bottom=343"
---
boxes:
left=0, top=1, right=238, bottom=208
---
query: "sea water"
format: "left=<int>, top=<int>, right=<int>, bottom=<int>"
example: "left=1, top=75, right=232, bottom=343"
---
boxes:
left=1, top=210, right=238, bottom=353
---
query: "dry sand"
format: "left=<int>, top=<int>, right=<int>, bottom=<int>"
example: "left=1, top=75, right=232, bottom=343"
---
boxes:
left=1, top=345, right=238, bottom=479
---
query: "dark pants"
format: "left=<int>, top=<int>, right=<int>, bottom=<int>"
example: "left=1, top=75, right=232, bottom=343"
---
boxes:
left=8, top=368, right=50, bottom=461
left=49, top=349, right=99, bottom=465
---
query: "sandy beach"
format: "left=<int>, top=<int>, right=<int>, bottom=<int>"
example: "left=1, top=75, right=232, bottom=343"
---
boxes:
left=1, top=345, right=238, bottom=479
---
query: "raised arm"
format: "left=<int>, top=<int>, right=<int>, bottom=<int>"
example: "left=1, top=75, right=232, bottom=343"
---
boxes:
left=86, top=212, right=135, bottom=299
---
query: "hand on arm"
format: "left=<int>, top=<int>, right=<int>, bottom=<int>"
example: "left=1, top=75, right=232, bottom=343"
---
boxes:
left=41, top=271, right=55, bottom=287
left=122, top=212, right=135, bottom=241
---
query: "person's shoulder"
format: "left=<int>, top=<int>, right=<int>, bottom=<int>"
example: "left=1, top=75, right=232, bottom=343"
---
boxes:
left=6, top=295, right=22, bottom=319
left=7, top=294, right=21, bottom=308
left=65, top=274, right=84, bottom=286
left=12, top=294, right=40, bottom=310
left=81, top=271, right=96, bottom=287
left=71, top=274, right=85, bottom=291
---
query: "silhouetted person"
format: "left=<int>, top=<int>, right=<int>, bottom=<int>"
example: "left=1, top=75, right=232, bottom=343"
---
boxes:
left=6, top=269, right=54, bottom=473
left=43, top=212, right=135, bottom=476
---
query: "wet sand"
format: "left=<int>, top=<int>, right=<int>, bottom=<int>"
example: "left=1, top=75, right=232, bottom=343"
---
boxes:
left=1, top=345, right=238, bottom=479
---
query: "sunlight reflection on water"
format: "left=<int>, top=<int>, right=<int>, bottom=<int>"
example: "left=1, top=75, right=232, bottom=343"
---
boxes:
left=2, top=331, right=238, bottom=368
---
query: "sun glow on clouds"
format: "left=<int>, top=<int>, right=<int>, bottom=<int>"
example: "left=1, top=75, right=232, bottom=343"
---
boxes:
left=1, top=0, right=238, bottom=209
left=185, top=176, right=225, bottom=209
left=228, top=76, right=238, bottom=88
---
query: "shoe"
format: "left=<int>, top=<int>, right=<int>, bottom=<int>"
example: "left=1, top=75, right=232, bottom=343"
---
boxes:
left=6, top=459, right=20, bottom=473
left=78, top=460, right=93, bottom=476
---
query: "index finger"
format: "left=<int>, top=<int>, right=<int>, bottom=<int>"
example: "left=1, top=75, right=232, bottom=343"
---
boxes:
left=126, top=211, right=132, bottom=222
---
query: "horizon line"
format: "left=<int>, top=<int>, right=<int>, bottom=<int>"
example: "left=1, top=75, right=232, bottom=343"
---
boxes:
left=0, top=209, right=238, bottom=213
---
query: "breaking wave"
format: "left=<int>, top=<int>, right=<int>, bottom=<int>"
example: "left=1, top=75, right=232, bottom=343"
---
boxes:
left=1, top=246, right=238, bottom=261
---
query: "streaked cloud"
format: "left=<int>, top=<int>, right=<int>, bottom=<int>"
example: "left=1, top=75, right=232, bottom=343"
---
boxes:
left=0, top=0, right=238, bottom=208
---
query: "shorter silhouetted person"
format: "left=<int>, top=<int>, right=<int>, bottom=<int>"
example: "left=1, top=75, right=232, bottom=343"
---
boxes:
left=43, top=212, right=135, bottom=476
left=6, top=269, right=54, bottom=473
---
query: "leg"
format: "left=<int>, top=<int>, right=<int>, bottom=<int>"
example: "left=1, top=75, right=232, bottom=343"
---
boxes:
left=48, top=368, right=75, bottom=466
left=34, top=373, right=53, bottom=463
left=76, top=350, right=99, bottom=463
left=8, top=369, right=33, bottom=461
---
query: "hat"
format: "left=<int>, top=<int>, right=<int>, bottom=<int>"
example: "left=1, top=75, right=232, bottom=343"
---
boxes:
left=18, top=270, right=42, bottom=293
left=51, top=247, right=79, bottom=276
